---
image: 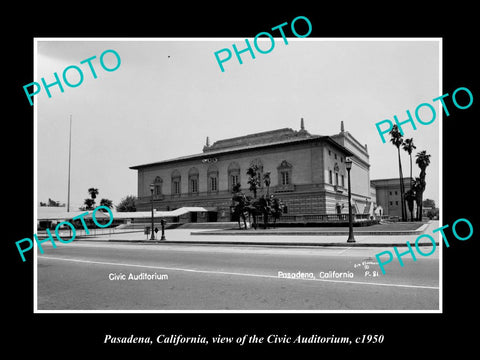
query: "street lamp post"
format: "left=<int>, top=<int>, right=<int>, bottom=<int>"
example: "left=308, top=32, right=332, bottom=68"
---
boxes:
left=149, top=184, right=155, bottom=240
left=345, top=157, right=355, bottom=243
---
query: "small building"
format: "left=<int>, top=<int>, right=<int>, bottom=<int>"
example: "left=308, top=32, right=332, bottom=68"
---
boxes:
left=370, top=177, right=414, bottom=218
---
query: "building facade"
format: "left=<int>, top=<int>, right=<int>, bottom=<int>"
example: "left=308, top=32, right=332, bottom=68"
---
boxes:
left=370, top=177, right=413, bottom=218
left=130, top=120, right=374, bottom=222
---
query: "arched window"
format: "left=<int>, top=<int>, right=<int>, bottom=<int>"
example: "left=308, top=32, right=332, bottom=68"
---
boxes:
left=171, top=170, right=181, bottom=195
left=188, top=167, right=199, bottom=195
left=227, top=161, right=241, bottom=192
left=207, top=164, right=219, bottom=193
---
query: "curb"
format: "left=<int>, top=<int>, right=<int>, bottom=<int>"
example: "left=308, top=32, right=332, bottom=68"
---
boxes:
left=189, top=223, right=430, bottom=237
left=99, top=239, right=438, bottom=247
left=190, top=231, right=426, bottom=236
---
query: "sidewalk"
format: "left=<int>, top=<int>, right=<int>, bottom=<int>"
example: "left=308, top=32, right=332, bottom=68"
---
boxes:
left=74, top=221, right=439, bottom=247
left=190, top=222, right=430, bottom=236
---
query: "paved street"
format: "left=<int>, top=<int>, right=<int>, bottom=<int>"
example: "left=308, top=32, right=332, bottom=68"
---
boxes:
left=36, top=230, right=440, bottom=311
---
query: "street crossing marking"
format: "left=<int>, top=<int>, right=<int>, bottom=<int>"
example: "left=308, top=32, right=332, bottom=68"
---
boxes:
left=38, top=255, right=439, bottom=290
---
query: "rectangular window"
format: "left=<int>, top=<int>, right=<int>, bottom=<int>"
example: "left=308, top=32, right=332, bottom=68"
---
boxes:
left=174, top=181, right=180, bottom=194
left=329, top=170, right=333, bottom=184
left=341, top=175, right=345, bottom=187
left=281, top=171, right=289, bottom=185
left=155, top=185, right=162, bottom=195
left=395, top=201, right=399, bottom=205
left=335, top=173, right=339, bottom=186
left=210, top=177, right=218, bottom=192
left=231, top=175, right=238, bottom=186
left=389, top=201, right=393, bottom=206
left=191, top=179, right=198, bottom=193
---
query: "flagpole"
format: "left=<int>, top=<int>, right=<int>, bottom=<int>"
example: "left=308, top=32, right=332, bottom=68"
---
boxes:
left=67, top=115, right=72, bottom=212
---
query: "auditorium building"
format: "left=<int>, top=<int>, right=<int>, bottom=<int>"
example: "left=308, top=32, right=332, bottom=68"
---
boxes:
left=129, top=119, right=376, bottom=223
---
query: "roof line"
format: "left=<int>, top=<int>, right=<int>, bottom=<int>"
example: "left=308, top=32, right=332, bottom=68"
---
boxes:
left=130, top=135, right=354, bottom=170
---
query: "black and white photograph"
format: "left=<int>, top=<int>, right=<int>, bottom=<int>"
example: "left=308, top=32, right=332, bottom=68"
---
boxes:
left=6, top=5, right=478, bottom=355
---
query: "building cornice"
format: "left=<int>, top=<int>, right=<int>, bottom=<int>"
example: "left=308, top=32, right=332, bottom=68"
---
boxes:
left=130, top=135, right=354, bottom=170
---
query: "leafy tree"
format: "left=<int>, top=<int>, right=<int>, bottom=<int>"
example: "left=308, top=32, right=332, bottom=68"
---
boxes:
left=238, top=168, right=284, bottom=229
left=423, top=198, right=436, bottom=209
left=83, top=198, right=95, bottom=210
left=426, top=208, right=439, bottom=220
left=48, top=198, right=60, bottom=207
left=116, top=195, right=137, bottom=212
left=389, top=125, right=407, bottom=221
left=246, top=165, right=261, bottom=199
left=270, top=196, right=284, bottom=226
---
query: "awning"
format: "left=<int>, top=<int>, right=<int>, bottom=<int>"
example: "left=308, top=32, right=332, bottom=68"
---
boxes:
left=113, top=207, right=218, bottom=218
left=37, top=207, right=218, bottom=221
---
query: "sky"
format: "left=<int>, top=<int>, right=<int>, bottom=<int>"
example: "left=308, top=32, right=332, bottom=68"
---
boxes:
left=35, top=38, right=440, bottom=211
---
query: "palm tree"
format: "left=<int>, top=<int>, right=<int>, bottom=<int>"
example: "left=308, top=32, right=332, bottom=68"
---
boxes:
left=83, top=198, right=95, bottom=210
left=404, top=189, right=416, bottom=222
left=246, top=165, right=261, bottom=199
left=415, top=150, right=431, bottom=221
left=402, top=138, right=416, bottom=220
left=99, top=198, right=113, bottom=210
left=412, top=177, right=425, bottom=221
left=402, top=138, right=416, bottom=189
left=82, top=187, right=100, bottom=210
left=389, top=125, right=406, bottom=221
left=231, top=184, right=248, bottom=229
left=88, top=187, right=99, bottom=200
left=263, top=172, right=271, bottom=196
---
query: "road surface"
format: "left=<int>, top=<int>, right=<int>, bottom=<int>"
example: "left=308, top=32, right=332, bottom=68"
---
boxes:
left=36, top=237, right=440, bottom=311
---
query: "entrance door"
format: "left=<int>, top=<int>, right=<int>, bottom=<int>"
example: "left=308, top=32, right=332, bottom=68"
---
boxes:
left=336, top=203, right=342, bottom=214
left=190, top=212, right=197, bottom=223
left=207, top=211, right=217, bottom=222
